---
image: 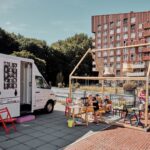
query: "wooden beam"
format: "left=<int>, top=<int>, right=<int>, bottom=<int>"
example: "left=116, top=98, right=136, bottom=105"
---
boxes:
left=92, top=43, right=150, bottom=52
left=69, top=48, right=91, bottom=98
left=71, top=76, right=147, bottom=81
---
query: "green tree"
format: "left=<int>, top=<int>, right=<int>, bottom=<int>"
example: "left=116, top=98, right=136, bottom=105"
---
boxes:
left=12, top=50, right=46, bottom=77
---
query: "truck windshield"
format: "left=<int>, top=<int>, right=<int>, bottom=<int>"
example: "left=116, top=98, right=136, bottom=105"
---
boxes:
left=35, top=76, right=50, bottom=89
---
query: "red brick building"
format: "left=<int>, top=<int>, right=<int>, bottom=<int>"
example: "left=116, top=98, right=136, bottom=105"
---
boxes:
left=92, top=11, right=150, bottom=77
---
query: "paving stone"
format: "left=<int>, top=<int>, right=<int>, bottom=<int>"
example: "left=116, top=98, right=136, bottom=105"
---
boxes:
left=5, top=132, right=22, bottom=139
left=6, top=144, right=31, bottom=150
left=14, top=135, right=34, bottom=142
left=38, top=134, right=58, bottom=142
left=19, top=128, right=36, bottom=134
left=28, top=131, right=46, bottom=137
left=51, top=138, right=69, bottom=147
left=24, top=139, right=45, bottom=148
left=51, top=131, right=68, bottom=137
left=0, top=139, right=19, bottom=149
left=0, top=136, right=8, bottom=142
left=36, top=143, right=58, bottom=150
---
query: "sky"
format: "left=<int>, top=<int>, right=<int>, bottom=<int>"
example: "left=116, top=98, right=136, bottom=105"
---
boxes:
left=0, top=0, right=150, bottom=45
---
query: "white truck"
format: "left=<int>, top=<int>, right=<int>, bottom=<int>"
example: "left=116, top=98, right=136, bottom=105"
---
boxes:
left=0, top=53, right=56, bottom=117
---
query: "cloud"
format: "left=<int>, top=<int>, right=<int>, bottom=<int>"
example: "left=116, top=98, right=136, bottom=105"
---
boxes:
left=0, top=0, right=23, bottom=15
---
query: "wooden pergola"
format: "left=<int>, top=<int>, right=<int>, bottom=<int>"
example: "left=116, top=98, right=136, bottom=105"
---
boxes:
left=69, top=43, right=150, bottom=131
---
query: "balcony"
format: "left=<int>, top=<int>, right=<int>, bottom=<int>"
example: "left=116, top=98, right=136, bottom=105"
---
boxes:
left=143, top=31, right=150, bottom=37
left=132, top=63, right=146, bottom=69
left=143, top=56, right=150, bottom=61
left=142, top=47, right=150, bottom=53
left=127, top=72, right=145, bottom=77
left=144, top=23, right=150, bottom=29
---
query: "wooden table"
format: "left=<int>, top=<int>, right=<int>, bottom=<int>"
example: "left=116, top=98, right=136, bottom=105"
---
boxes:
left=68, top=105, right=91, bottom=126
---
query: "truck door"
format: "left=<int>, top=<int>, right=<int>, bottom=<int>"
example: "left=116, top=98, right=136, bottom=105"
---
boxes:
left=35, top=76, right=51, bottom=109
left=0, top=59, right=20, bottom=117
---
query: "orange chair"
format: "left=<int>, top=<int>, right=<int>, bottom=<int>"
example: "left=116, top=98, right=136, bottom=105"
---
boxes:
left=65, top=98, right=72, bottom=116
left=0, top=107, right=17, bottom=134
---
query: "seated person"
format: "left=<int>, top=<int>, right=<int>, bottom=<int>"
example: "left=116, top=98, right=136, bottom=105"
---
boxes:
left=138, top=88, right=146, bottom=104
left=95, top=94, right=103, bottom=107
left=92, top=97, right=100, bottom=124
left=103, top=95, right=112, bottom=112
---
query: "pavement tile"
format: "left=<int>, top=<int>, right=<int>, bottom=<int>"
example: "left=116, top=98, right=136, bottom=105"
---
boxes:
left=0, top=139, right=19, bottom=149
left=36, top=143, right=58, bottom=150
left=14, top=135, right=34, bottom=142
left=37, top=134, right=58, bottom=142
left=0, top=136, right=8, bottom=142
left=28, top=131, right=46, bottom=137
left=6, top=144, right=31, bottom=150
left=5, top=132, right=22, bottom=139
left=51, top=138, right=68, bottom=147
left=24, top=139, right=45, bottom=148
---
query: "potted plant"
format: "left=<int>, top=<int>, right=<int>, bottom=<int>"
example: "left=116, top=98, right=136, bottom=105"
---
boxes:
left=123, top=81, right=137, bottom=95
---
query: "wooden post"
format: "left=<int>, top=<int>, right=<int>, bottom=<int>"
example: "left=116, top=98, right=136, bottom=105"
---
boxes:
left=145, top=63, right=150, bottom=126
left=69, top=76, right=72, bottom=98
left=69, top=48, right=91, bottom=98
left=145, top=77, right=149, bottom=126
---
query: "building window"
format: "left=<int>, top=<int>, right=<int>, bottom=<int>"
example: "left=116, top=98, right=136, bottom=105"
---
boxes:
left=131, top=17, right=135, bottom=23
left=116, top=56, right=121, bottom=61
left=110, top=57, right=114, bottom=62
left=130, top=48, right=135, bottom=53
left=110, top=29, right=114, bottom=35
left=104, top=24, right=108, bottom=29
left=110, top=36, right=114, bottom=42
left=117, top=20, right=121, bottom=26
left=98, top=45, right=101, bottom=49
left=104, top=37, right=107, bottom=43
left=110, top=44, right=114, bottom=48
left=103, top=45, right=107, bottom=48
left=139, top=32, right=142, bottom=38
left=131, top=24, right=135, bottom=31
left=116, top=49, right=121, bottom=55
left=110, top=50, right=114, bottom=56
left=116, top=42, right=120, bottom=47
left=123, top=34, right=128, bottom=40
left=123, top=26, right=128, bottom=32
left=103, top=31, right=107, bottom=36
left=98, top=52, right=101, bottom=57
left=97, top=32, right=101, bottom=37
left=130, top=54, right=135, bottom=61
left=116, top=35, right=120, bottom=41
left=139, top=23, right=142, bottom=29
left=98, top=25, right=101, bottom=30
left=103, top=51, right=107, bottom=57
left=146, top=37, right=150, bottom=43
left=110, top=21, right=114, bottom=28
left=123, top=55, right=128, bottom=61
left=123, top=18, right=128, bottom=24
left=117, top=28, right=121, bottom=33
left=98, top=38, right=101, bottom=44
left=131, top=33, right=135, bottom=39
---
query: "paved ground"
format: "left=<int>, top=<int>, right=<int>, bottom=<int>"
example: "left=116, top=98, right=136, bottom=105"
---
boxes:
left=0, top=103, right=110, bottom=150
left=65, top=125, right=150, bottom=150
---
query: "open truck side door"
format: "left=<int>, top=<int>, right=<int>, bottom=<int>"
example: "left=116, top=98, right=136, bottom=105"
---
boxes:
left=0, top=58, right=20, bottom=117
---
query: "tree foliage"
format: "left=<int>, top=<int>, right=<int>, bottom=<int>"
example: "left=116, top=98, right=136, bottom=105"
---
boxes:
left=0, top=28, right=92, bottom=86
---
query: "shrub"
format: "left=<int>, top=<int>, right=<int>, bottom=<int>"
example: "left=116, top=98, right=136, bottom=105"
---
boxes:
left=123, top=81, right=137, bottom=91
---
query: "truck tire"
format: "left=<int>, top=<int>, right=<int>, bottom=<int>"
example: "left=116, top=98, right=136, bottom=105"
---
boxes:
left=45, top=101, right=54, bottom=113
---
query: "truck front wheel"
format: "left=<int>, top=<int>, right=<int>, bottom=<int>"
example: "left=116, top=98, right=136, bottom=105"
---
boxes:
left=45, top=101, right=54, bottom=113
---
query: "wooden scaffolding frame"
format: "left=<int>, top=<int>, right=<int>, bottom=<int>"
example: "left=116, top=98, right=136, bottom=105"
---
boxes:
left=69, top=42, right=150, bottom=131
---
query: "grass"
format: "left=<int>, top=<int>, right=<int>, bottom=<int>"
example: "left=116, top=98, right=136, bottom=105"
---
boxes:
left=80, top=86, right=124, bottom=94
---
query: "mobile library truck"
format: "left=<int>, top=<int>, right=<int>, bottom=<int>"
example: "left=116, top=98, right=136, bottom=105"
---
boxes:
left=0, top=53, right=56, bottom=117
